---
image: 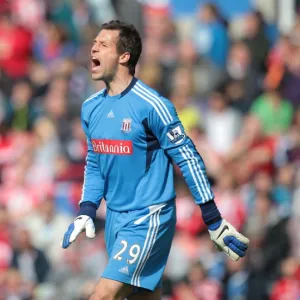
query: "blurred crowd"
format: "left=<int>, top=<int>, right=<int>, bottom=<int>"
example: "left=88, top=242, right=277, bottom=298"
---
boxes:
left=0, top=0, right=300, bottom=299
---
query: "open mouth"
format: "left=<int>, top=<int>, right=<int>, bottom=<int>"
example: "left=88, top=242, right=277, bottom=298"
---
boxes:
left=91, top=57, right=101, bottom=70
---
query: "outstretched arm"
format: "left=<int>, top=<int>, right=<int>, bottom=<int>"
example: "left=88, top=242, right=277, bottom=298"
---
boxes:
left=62, top=109, right=104, bottom=249
left=148, top=96, right=249, bottom=260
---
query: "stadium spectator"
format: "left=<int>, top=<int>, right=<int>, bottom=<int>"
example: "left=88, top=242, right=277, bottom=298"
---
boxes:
left=193, top=3, right=229, bottom=68
left=10, top=228, right=50, bottom=284
left=251, top=88, right=293, bottom=136
left=0, top=11, right=33, bottom=95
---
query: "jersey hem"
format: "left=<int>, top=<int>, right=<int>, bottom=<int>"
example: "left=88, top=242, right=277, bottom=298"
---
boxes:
left=106, top=198, right=176, bottom=213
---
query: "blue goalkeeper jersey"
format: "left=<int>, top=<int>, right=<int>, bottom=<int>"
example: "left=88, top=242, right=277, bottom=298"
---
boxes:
left=80, top=78, right=214, bottom=211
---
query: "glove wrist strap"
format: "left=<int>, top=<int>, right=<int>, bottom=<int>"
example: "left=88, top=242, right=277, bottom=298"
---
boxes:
left=78, top=201, right=97, bottom=220
left=199, top=200, right=222, bottom=228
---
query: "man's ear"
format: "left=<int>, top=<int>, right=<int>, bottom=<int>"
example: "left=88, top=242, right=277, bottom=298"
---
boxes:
left=119, top=52, right=130, bottom=64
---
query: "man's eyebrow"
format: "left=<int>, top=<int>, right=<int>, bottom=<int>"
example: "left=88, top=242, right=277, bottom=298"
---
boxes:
left=95, top=40, right=107, bottom=44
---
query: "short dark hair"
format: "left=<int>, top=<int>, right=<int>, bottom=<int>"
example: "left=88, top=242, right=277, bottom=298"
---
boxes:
left=100, top=20, right=142, bottom=76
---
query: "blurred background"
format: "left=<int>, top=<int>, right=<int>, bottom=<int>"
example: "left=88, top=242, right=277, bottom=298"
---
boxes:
left=0, top=0, right=299, bottom=299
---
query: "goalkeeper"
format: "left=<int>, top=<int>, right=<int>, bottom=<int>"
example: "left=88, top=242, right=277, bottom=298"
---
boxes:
left=62, top=20, right=249, bottom=300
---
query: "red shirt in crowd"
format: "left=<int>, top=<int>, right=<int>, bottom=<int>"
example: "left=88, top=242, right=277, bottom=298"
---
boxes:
left=271, top=278, right=300, bottom=300
left=0, top=18, right=33, bottom=78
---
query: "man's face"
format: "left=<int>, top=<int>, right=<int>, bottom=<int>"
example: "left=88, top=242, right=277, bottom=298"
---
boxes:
left=91, top=29, right=120, bottom=81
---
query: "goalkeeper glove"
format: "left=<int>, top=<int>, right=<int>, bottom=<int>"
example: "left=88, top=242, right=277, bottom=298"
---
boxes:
left=62, top=215, right=95, bottom=249
left=208, top=219, right=249, bottom=261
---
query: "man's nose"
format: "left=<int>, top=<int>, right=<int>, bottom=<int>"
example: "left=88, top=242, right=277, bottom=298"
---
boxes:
left=91, top=44, right=99, bottom=54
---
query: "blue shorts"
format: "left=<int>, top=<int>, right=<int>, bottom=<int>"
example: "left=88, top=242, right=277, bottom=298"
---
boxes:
left=102, top=201, right=176, bottom=291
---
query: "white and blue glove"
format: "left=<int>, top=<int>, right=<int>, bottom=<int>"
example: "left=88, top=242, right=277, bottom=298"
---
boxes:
left=62, top=215, right=95, bottom=249
left=208, top=219, right=249, bottom=261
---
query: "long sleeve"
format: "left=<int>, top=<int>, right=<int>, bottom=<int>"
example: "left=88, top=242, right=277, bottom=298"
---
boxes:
left=148, top=97, right=214, bottom=204
left=80, top=112, right=104, bottom=209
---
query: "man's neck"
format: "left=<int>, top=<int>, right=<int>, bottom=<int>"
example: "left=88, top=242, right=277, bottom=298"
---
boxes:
left=106, top=73, right=133, bottom=96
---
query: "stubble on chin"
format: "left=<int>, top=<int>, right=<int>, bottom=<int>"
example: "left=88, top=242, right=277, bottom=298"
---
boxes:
left=92, top=72, right=104, bottom=81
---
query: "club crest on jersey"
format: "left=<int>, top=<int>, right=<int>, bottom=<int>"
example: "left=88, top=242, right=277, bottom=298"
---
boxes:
left=167, top=126, right=185, bottom=144
left=121, top=118, right=132, bottom=133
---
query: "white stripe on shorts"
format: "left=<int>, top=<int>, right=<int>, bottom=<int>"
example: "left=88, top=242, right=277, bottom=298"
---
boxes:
left=131, top=209, right=161, bottom=286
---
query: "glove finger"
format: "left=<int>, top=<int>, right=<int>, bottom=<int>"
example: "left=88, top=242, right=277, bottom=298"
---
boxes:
left=62, top=234, right=70, bottom=249
left=85, top=219, right=96, bottom=239
left=62, top=223, right=75, bottom=249
left=228, top=243, right=246, bottom=257
left=69, top=226, right=83, bottom=243
left=235, top=232, right=250, bottom=245
left=233, top=239, right=248, bottom=252
left=223, top=246, right=240, bottom=261
left=225, top=236, right=248, bottom=251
